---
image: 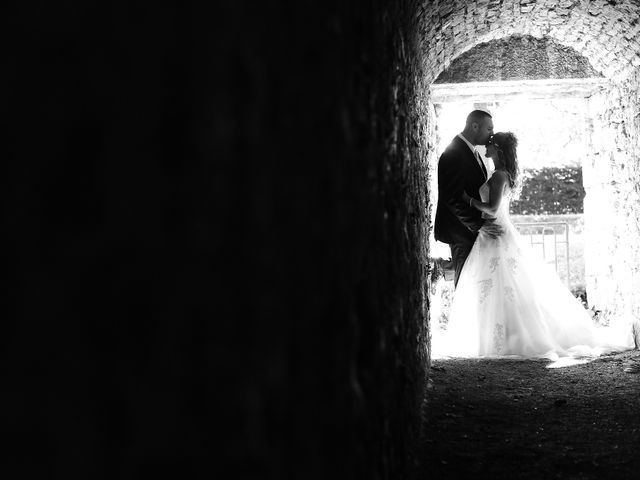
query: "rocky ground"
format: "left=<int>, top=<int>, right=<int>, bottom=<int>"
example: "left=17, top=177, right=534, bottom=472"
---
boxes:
left=416, top=350, right=640, bottom=479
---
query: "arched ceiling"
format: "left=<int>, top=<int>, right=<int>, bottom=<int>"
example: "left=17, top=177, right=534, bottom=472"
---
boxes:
left=434, top=35, right=601, bottom=83
left=419, top=0, right=640, bottom=84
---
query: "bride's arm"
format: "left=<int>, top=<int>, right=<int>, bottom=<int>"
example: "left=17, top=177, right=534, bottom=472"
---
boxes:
left=464, top=172, right=508, bottom=216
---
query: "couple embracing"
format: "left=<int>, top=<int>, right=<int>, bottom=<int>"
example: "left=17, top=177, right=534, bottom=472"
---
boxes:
left=433, top=110, right=631, bottom=360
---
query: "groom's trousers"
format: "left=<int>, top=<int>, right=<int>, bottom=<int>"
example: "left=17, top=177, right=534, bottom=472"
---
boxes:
left=449, top=237, right=475, bottom=288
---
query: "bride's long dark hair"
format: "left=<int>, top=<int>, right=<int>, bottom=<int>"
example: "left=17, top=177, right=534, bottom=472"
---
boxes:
left=490, top=132, right=520, bottom=197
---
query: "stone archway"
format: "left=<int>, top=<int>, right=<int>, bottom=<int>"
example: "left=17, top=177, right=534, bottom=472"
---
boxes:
left=418, top=0, right=640, bottom=341
left=420, top=1, right=640, bottom=83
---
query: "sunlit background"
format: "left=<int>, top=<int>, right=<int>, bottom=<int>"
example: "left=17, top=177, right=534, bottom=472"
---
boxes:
left=427, top=77, right=634, bottom=352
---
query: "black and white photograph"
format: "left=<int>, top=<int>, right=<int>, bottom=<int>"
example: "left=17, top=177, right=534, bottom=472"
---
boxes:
left=6, top=1, right=640, bottom=479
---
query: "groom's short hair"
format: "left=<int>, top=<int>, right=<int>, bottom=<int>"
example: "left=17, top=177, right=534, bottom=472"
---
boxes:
left=466, top=109, right=492, bottom=126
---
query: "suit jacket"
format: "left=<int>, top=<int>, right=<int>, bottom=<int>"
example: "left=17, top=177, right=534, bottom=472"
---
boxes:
left=434, top=136, right=487, bottom=245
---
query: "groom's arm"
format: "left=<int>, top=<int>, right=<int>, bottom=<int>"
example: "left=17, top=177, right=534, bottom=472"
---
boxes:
left=467, top=171, right=508, bottom=217
left=438, top=155, right=484, bottom=233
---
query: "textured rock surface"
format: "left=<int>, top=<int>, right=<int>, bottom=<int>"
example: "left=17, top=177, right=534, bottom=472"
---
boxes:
left=6, top=1, right=432, bottom=479
left=435, top=34, right=601, bottom=83
left=419, top=0, right=640, bottom=83
left=584, top=69, right=640, bottom=342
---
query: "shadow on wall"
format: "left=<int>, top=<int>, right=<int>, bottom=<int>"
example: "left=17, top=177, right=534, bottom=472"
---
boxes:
left=6, top=1, right=432, bottom=480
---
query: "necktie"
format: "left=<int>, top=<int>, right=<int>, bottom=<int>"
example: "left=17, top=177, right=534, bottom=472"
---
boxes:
left=475, top=150, right=488, bottom=179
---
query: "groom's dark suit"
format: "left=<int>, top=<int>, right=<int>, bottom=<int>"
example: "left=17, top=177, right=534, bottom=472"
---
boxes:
left=435, top=135, right=488, bottom=286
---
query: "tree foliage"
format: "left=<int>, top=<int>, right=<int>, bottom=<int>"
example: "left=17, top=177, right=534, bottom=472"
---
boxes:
left=510, top=167, right=584, bottom=215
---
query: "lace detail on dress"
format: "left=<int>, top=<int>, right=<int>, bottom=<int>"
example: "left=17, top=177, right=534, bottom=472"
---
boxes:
left=489, top=257, right=500, bottom=273
left=507, top=257, right=517, bottom=275
left=479, top=279, right=493, bottom=304
left=504, top=286, right=515, bottom=302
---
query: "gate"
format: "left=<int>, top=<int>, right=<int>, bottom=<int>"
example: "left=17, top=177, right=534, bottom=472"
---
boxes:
left=513, top=222, right=571, bottom=286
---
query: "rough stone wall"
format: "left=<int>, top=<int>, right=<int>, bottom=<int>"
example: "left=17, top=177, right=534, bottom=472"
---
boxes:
left=6, top=1, right=432, bottom=479
left=584, top=70, right=640, bottom=344
left=421, top=0, right=640, bottom=83
left=435, top=34, right=601, bottom=83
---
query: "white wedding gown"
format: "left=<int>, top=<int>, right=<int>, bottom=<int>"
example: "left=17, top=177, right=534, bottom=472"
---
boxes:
left=433, top=175, right=633, bottom=361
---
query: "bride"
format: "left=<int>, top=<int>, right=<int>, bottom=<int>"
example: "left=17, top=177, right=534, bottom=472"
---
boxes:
left=433, top=132, right=633, bottom=360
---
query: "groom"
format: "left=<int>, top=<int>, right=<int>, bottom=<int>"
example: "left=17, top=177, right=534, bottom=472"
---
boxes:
left=434, top=109, right=503, bottom=287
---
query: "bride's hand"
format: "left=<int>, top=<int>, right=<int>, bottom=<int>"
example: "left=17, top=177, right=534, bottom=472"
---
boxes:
left=461, top=191, right=472, bottom=205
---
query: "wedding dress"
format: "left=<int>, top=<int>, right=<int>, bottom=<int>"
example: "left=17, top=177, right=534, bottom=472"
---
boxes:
left=433, top=174, right=633, bottom=361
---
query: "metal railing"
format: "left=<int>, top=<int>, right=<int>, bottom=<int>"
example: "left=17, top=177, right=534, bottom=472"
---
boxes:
left=513, top=222, right=570, bottom=286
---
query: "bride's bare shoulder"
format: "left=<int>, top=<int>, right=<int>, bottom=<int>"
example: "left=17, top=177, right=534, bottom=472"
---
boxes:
left=490, top=170, right=509, bottom=185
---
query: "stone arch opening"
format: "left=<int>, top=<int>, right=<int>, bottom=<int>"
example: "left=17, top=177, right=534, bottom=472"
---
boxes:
left=428, top=35, right=609, bottom=332
left=421, top=1, right=640, bottom=343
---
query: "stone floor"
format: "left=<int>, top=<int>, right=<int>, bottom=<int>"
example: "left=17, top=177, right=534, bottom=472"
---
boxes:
left=416, top=350, right=640, bottom=479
